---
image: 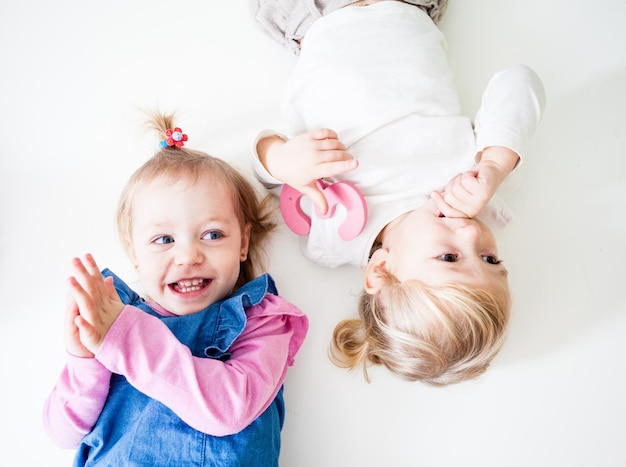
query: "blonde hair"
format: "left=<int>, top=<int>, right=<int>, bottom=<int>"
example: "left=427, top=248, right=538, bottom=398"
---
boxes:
left=116, top=112, right=276, bottom=290
left=330, top=271, right=510, bottom=386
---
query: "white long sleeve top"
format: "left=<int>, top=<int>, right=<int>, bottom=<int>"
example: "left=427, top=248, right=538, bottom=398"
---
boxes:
left=253, top=1, right=545, bottom=268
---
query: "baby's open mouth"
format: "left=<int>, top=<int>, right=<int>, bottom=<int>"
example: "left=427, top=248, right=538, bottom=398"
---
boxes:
left=170, top=279, right=210, bottom=294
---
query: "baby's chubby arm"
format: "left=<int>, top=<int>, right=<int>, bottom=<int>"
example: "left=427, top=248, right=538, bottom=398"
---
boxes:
left=257, top=128, right=357, bottom=214
left=431, top=146, right=519, bottom=218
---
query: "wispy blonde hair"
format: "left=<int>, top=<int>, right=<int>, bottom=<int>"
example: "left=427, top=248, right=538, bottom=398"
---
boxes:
left=330, top=271, right=510, bottom=385
left=116, top=112, right=276, bottom=290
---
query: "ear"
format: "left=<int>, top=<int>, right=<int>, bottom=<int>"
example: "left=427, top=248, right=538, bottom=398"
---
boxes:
left=240, top=223, right=252, bottom=261
left=128, top=247, right=139, bottom=271
left=364, top=247, right=389, bottom=294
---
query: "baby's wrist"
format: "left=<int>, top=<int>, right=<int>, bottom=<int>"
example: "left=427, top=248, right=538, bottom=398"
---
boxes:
left=258, top=135, right=287, bottom=176
left=480, top=146, right=519, bottom=176
left=479, top=147, right=518, bottom=178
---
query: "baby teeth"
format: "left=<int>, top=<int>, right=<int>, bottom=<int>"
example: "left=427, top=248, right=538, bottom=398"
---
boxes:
left=177, top=279, right=205, bottom=293
left=180, top=279, right=202, bottom=287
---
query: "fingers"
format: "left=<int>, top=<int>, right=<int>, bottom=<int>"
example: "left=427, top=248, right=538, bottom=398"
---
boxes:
left=81, top=253, right=101, bottom=276
left=63, top=297, right=81, bottom=345
left=444, top=171, right=476, bottom=200
left=314, top=136, right=346, bottom=152
left=314, top=157, right=358, bottom=180
left=300, top=184, right=330, bottom=215
left=310, top=128, right=340, bottom=141
left=430, top=190, right=468, bottom=218
left=439, top=171, right=477, bottom=212
left=73, top=313, right=101, bottom=354
left=313, top=138, right=353, bottom=162
left=67, top=271, right=109, bottom=355
left=64, top=294, right=79, bottom=329
left=309, top=132, right=357, bottom=177
left=66, top=253, right=114, bottom=355
left=64, top=288, right=96, bottom=358
left=68, top=254, right=103, bottom=322
left=70, top=253, right=101, bottom=283
left=308, top=129, right=354, bottom=161
left=67, top=275, right=97, bottom=326
left=71, top=254, right=108, bottom=302
left=104, top=276, right=119, bottom=301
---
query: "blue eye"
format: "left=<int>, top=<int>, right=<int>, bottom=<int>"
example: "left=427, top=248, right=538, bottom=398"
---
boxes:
left=482, top=255, right=502, bottom=265
left=203, top=231, right=223, bottom=241
left=154, top=235, right=174, bottom=245
left=437, top=253, right=458, bottom=262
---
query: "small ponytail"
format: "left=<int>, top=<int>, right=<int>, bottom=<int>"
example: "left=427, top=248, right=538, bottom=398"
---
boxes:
left=147, top=112, right=175, bottom=138
left=330, top=317, right=372, bottom=382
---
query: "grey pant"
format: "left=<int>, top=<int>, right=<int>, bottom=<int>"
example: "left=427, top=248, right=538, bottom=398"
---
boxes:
left=249, top=0, right=448, bottom=54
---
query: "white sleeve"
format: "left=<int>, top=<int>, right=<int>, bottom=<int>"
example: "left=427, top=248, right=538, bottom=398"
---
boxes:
left=474, top=64, right=546, bottom=165
left=251, top=129, right=289, bottom=197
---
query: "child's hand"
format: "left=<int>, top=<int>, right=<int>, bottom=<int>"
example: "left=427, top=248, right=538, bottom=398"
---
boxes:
left=436, top=165, right=498, bottom=218
left=430, top=189, right=469, bottom=218
left=64, top=293, right=95, bottom=358
left=68, top=254, right=124, bottom=355
left=433, top=147, right=519, bottom=218
left=258, top=128, right=358, bottom=214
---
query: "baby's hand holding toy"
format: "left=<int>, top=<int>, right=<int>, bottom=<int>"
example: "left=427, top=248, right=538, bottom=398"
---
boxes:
left=259, top=128, right=358, bottom=214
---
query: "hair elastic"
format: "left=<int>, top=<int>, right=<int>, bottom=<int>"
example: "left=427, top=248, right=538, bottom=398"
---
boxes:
left=159, top=127, right=188, bottom=148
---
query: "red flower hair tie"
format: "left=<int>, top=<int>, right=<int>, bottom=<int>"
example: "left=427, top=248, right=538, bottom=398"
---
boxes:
left=159, top=127, right=188, bottom=148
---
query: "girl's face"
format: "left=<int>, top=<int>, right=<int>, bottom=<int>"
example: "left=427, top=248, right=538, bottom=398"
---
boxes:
left=366, top=198, right=508, bottom=293
left=129, top=174, right=250, bottom=316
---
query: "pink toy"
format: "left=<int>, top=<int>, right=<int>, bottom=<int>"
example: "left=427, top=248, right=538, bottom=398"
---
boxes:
left=280, top=180, right=368, bottom=241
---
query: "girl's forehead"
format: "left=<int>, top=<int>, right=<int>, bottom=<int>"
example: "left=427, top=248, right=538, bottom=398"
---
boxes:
left=136, top=172, right=230, bottom=197
left=133, top=172, right=225, bottom=203
left=130, top=177, right=241, bottom=228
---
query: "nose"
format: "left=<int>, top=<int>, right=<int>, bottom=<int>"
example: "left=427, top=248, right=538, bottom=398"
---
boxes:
left=174, top=241, right=204, bottom=267
left=455, top=222, right=482, bottom=243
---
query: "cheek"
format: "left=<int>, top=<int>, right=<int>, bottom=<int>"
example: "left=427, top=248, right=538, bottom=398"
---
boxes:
left=136, top=255, right=165, bottom=284
left=137, top=267, right=159, bottom=288
left=387, top=250, right=426, bottom=281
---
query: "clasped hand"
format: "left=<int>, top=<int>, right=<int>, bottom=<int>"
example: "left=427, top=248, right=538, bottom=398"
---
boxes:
left=64, top=253, right=124, bottom=358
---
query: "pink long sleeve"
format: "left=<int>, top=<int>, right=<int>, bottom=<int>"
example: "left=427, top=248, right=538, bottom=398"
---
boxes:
left=94, top=293, right=307, bottom=437
left=42, top=355, right=112, bottom=449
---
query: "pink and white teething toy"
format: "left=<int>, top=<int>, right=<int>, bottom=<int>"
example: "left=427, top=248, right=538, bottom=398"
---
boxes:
left=279, top=180, right=368, bottom=241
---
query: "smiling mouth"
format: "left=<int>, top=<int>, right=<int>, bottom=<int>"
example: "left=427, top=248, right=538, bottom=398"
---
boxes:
left=170, top=279, right=210, bottom=294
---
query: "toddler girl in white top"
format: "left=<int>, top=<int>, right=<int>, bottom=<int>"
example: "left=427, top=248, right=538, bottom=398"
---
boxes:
left=251, top=0, right=545, bottom=385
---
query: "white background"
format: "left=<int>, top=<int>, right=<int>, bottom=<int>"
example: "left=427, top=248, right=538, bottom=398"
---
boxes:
left=1, top=1, right=625, bottom=466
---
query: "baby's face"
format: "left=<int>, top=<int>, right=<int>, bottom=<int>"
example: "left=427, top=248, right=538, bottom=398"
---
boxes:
left=381, top=198, right=508, bottom=291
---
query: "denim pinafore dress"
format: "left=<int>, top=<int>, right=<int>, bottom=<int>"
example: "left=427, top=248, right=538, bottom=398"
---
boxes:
left=74, top=270, right=285, bottom=467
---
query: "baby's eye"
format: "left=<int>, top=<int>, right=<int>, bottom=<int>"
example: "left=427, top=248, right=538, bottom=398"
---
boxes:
left=481, top=255, right=502, bottom=265
left=154, top=235, right=174, bottom=245
left=203, top=231, right=223, bottom=241
left=437, top=253, right=459, bottom=262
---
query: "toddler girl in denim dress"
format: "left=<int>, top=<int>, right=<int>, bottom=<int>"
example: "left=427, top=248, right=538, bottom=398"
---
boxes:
left=43, top=113, right=308, bottom=466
